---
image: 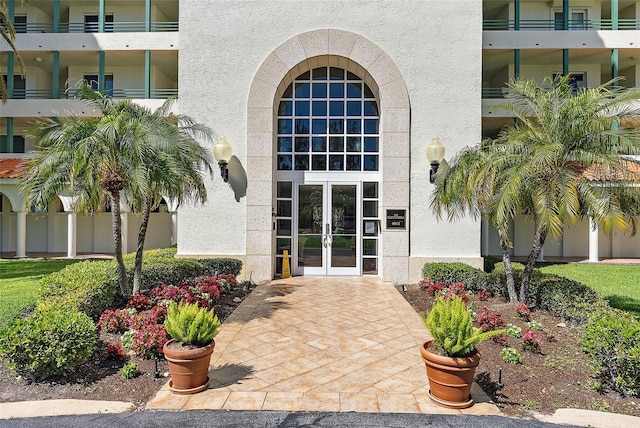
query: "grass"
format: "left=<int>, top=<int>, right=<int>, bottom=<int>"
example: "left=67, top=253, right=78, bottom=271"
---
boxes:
left=0, top=259, right=80, bottom=330
left=539, top=263, right=640, bottom=317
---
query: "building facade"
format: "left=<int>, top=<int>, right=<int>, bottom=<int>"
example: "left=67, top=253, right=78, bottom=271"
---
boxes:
left=1, top=1, right=639, bottom=283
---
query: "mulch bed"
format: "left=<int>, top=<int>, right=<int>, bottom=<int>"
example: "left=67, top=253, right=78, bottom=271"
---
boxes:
left=0, top=284, right=256, bottom=410
left=398, top=283, right=640, bottom=418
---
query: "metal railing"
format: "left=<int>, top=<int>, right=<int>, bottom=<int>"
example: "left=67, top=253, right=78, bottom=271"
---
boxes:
left=13, top=21, right=178, bottom=33
left=7, top=88, right=177, bottom=100
left=483, top=19, right=640, bottom=31
left=481, top=88, right=506, bottom=99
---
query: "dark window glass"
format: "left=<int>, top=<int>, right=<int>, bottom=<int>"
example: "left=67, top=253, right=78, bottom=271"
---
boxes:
left=364, top=155, right=378, bottom=171
left=277, top=219, right=292, bottom=235
left=346, top=119, right=361, bottom=134
left=364, top=100, right=378, bottom=116
left=329, top=155, right=344, bottom=170
left=346, top=137, right=361, bottom=152
left=312, top=119, right=327, bottom=134
left=295, top=101, right=309, bottom=116
left=364, top=85, right=375, bottom=98
left=312, top=67, right=327, bottom=80
left=278, top=137, right=292, bottom=152
left=298, top=71, right=310, bottom=79
left=312, top=155, right=327, bottom=170
left=329, top=83, right=344, bottom=98
left=312, top=83, right=327, bottom=98
left=363, top=201, right=378, bottom=217
left=363, top=182, right=378, bottom=198
left=347, top=71, right=359, bottom=80
left=347, top=101, right=360, bottom=116
left=295, top=119, right=309, bottom=134
left=278, top=119, right=292, bottom=134
left=328, top=119, right=343, bottom=134
left=364, top=119, right=378, bottom=134
left=277, top=200, right=292, bottom=217
left=312, top=101, right=327, bottom=116
left=312, top=137, right=326, bottom=152
left=279, top=101, right=292, bottom=116
left=364, top=137, right=378, bottom=152
left=294, top=137, right=309, bottom=152
left=278, top=155, right=292, bottom=170
left=346, top=155, right=361, bottom=171
left=277, top=181, right=292, bottom=198
left=283, top=83, right=293, bottom=98
left=294, top=155, right=309, bottom=170
left=329, top=137, right=344, bottom=152
left=329, top=101, right=344, bottom=116
left=347, top=82, right=362, bottom=98
left=294, top=82, right=310, bottom=98
left=330, top=67, right=343, bottom=80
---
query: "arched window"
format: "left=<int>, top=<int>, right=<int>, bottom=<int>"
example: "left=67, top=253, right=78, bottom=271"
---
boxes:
left=276, top=67, right=379, bottom=172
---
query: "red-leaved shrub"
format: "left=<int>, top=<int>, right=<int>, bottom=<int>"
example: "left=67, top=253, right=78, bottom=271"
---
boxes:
left=97, top=309, right=131, bottom=333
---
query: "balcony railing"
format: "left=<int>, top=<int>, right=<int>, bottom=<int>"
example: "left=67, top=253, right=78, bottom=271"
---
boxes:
left=13, top=21, right=178, bottom=33
left=7, top=88, right=178, bottom=100
left=482, top=88, right=506, bottom=99
left=483, top=19, right=640, bottom=31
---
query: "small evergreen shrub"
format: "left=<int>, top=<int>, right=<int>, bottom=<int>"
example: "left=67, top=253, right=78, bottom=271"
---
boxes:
left=531, top=274, right=602, bottom=325
left=107, top=343, right=126, bottom=361
left=501, top=347, right=523, bottom=364
left=506, top=323, right=522, bottom=338
left=581, top=307, right=640, bottom=397
left=165, top=301, right=221, bottom=347
left=38, top=260, right=117, bottom=319
left=97, top=309, right=132, bottom=333
left=477, top=307, right=506, bottom=332
left=514, top=303, right=531, bottom=321
left=485, top=262, right=525, bottom=298
left=136, top=258, right=205, bottom=292
left=130, top=324, right=168, bottom=359
left=422, top=296, right=503, bottom=357
left=476, top=290, right=491, bottom=301
left=121, top=330, right=134, bottom=350
left=200, top=258, right=243, bottom=277
left=0, top=306, right=96, bottom=380
left=421, top=262, right=487, bottom=292
left=119, top=361, right=141, bottom=379
left=526, top=320, right=543, bottom=331
left=420, top=279, right=446, bottom=295
left=522, top=329, right=543, bottom=353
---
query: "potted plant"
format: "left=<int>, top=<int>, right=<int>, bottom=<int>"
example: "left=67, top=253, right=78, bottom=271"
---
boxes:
left=163, top=301, right=221, bottom=394
left=420, top=295, right=503, bottom=409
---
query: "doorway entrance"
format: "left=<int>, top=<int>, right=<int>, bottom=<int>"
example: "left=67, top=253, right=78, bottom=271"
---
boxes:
left=296, top=182, right=359, bottom=275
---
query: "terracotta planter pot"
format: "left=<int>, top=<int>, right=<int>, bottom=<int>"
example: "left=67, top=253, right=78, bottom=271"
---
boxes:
left=420, top=341, right=480, bottom=409
left=163, top=339, right=216, bottom=394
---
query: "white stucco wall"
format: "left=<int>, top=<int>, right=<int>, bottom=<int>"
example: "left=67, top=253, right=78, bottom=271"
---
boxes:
left=178, top=0, right=483, bottom=283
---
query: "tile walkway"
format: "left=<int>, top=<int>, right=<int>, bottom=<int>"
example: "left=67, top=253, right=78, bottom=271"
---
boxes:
left=146, top=277, right=501, bottom=415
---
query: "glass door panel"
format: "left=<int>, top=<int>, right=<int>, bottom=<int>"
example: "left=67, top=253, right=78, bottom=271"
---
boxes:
left=330, top=185, right=357, bottom=270
left=297, top=184, right=325, bottom=273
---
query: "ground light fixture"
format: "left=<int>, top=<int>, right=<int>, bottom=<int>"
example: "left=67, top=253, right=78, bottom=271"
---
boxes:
left=213, top=136, right=233, bottom=182
left=426, top=136, right=445, bottom=184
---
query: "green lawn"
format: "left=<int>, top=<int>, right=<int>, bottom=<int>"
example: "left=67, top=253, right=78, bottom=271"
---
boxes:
left=539, top=263, right=640, bottom=317
left=0, top=259, right=80, bottom=330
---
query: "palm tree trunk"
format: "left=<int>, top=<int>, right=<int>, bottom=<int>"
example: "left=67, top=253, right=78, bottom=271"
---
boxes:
left=132, top=195, right=152, bottom=295
left=498, top=227, right=518, bottom=302
left=520, top=223, right=547, bottom=303
left=110, top=191, right=129, bottom=297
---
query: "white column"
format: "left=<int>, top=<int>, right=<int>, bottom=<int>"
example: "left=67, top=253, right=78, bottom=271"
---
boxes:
left=15, top=210, right=26, bottom=258
left=67, top=212, right=77, bottom=258
left=171, top=211, right=178, bottom=245
left=589, top=217, right=599, bottom=262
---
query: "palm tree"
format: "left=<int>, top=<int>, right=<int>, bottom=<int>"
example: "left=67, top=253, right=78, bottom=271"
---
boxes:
left=22, top=88, right=214, bottom=296
left=433, top=75, right=640, bottom=302
left=1, top=0, right=26, bottom=102
left=128, top=98, right=214, bottom=295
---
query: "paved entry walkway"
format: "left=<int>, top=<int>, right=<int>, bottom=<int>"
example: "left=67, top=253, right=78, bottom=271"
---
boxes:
left=146, top=277, right=500, bottom=415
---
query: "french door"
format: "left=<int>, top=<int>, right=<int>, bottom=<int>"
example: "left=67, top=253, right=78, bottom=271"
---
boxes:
left=294, top=182, right=360, bottom=275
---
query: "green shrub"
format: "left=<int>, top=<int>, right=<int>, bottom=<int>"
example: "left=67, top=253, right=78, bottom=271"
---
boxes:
left=483, top=256, right=502, bottom=273
left=501, top=347, right=523, bottom=364
left=119, top=361, right=141, bottom=379
left=531, top=274, right=603, bottom=325
left=422, top=296, right=503, bottom=357
left=165, top=301, right=221, bottom=347
left=200, top=258, right=243, bottom=277
left=421, top=262, right=487, bottom=292
left=0, top=306, right=96, bottom=380
left=506, top=324, right=522, bottom=338
left=141, top=246, right=177, bottom=259
left=38, top=260, right=117, bottom=320
left=581, top=307, right=640, bottom=397
left=134, top=258, right=204, bottom=292
left=485, top=262, right=525, bottom=298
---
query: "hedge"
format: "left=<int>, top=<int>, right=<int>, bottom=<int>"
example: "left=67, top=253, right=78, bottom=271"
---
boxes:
left=421, top=262, right=488, bottom=293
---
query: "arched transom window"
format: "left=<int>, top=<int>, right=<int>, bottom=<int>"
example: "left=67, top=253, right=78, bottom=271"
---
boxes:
left=276, top=67, right=379, bottom=172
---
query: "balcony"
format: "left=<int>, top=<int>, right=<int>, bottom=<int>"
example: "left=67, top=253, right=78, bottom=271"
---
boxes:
left=483, top=19, right=640, bottom=31
left=14, top=21, right=178, bottom=33
left=8, top=88, right=178, bottom=100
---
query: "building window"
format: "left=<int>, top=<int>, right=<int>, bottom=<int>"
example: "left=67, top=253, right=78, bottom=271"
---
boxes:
left=277, top=67, right=379, bottom=172
left=0, top=135, right=25, bottom=153
left=84, top=74, right=114, bottom=97
left=84, top=14, right=114, bottom=33
left=2, top=75, right=26, bottom=99
left=553, top=73, right=586, bottom=92
left=14, top=15, right=27, bottom=33
left=554, top=10, right=587, bottom=30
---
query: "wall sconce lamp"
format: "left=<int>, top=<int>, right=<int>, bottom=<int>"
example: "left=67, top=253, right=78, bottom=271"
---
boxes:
left=213, top=136, right=233, bottom=182
left=426, top=136, right=445, bottom=184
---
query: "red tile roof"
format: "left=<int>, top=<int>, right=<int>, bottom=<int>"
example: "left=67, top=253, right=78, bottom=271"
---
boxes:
left=569, top=159, right=640, bottom=182
left=0, top=158, right=27, bottom=179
